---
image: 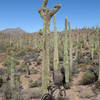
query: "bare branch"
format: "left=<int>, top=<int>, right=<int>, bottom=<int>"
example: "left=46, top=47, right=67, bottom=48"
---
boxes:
left=49, top=4, right=61, bottom=17
left=42, top=0, right=48, bottom=8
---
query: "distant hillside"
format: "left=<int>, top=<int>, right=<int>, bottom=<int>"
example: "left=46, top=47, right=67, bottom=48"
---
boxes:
left=0, top=27, right=27, bottom=35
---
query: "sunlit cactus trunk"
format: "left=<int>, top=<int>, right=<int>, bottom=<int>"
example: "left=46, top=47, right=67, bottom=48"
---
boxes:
left=34, top=34, right=37, bottom=49
left=9, top=34, right=12, bottom=47
left=89, top=35, right=94, bottom=60
left=10, top=56, right=17, bottom=100
left=75, top=32, right=79, bottom=60
left=10, top=56, right=15, bottom=89
left=19, top=35, right=24, bottom=49
left=98, top=28, right=100, bottom=80
left=68, top=22, right=73, bottom=73
left=99, top=51, right=100, bottom=80
left=53, top=15, right=59, bottom=71
left=15, top=74, right=22, bottom=100
left=64, top=17, right=69, bottom=83
left=41, top=19, right=50, bottom=94
left=26, top=62, right=30, bottom=75
left=91, top=43, right=94, bottom=60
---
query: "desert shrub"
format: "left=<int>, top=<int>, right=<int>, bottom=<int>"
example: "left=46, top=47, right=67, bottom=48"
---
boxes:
left=0, top=44, right=6, bottom=53
left=29, top=80, right=42, bottom=88
left=93, top=80, right=100, bottom=93
left=26, top=47, right=33, bottom=53
left=3, top=56, right=19, bottom=67
left=36, top=57, right=42, bottom=65
left=80, top=71, right=96, bottom=85
left=16, top=49, right=26, bottom=58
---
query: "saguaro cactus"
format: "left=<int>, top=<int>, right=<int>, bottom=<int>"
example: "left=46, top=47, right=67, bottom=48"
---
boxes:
left=75, top=31, right=79, bottom=60
left=64, top=17, right=69, bottom=83
left=38, top=0, right=61, bottom=94
left=53, top=15, right=59, bottom=71
left=10, top=56, right=17, bottom=100
left=10, top=56, right=15, bottom=89
left=89, top=35, right=95, bottom=60
left=97, top=28, right=100, bottom=80
left=99, top=50, right=100, bottom=80
left=68, top=22, right=73, bottom=73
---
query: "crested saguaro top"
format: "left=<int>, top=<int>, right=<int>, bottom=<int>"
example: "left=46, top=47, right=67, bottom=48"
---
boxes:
left=38, top=0, right=61, bottom=19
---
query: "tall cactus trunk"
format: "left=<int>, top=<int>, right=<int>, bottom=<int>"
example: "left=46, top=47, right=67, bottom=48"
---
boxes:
left=10, top=57, right=15, bottom=89
left=42, top=19, right=50, bottom=94
left=99, top=52, right=100, bottom=80
left=34, top=34, right=37, bottom=49
left=64, top=17, right=69, bottom=83
left=90, top=35, right=94, bottom=60
left=68, top=22, right=73, bottom=73
left=15, top=74, right=22, bottom=100
left=10, top=56, right=16, bottom=100
left=53, top=15, right=59, bottom=71
left=75, top=33, right=79, bottom=60
left=26, top=64, right=30, bottom=75
left=98, top=28, right=100, bottom=80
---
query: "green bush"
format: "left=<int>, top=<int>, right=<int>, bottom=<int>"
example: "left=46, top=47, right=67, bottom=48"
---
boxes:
left=29, top=80, right=41, bottom=88
left=80, top=71, right=96, bottom=85
left=16, top=49, right=26, bottom=57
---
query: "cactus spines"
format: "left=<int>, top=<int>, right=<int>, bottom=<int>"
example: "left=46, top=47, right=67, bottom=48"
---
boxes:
left=64, top=17, right=69, bottom=83
left=39, top=0, right=61, bottom=94
left=53, top=15, right=59, bottom=71
left=68, top=22, right=73, bottom=73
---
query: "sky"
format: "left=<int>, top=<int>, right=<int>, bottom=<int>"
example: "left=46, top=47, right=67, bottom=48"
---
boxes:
left=0, top=0, right=100, bottom=32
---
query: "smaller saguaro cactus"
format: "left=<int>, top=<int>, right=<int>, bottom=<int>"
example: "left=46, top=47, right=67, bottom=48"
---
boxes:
left=68, top=22, right=73, bottom=73
left=75, top=31, right=79, bottom=60
left=89, top=35, right=95, bottom=60
left=24, top=56, right=31, bottom=75
left=26, top=62, right=31, bottom=75
left=64, top=17, right=69, bottom=83
left=10, top=56, right=15, bottom=89
left=99, top=51, right=100, bottom=80
left=34, top=33, right=38, bottom=49
left=14, top=73, right=23, bottom=100
left=97, top=28, right=100, bottom=80
left=53, top=15, right=59, bottom=71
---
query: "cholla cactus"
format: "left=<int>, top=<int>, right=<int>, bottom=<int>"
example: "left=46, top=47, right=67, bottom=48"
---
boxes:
left=53, top=15, right=59, bottom=71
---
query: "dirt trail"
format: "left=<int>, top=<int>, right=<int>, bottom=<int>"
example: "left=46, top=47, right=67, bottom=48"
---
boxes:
left=66, top=68, right=97, bottom=100
left=66, top=68, right=84, bottom=100
left=21, top=61, right=41, bottom=89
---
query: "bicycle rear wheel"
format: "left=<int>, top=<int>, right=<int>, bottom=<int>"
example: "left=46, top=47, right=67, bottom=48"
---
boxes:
left=41, top=93, right=55, bottom=100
